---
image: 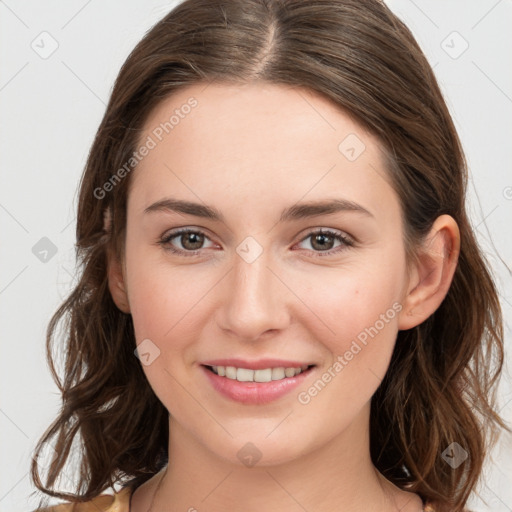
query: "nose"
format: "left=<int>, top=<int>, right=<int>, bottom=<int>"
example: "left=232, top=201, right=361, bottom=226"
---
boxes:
left=216, top=249, right=290, bottom=341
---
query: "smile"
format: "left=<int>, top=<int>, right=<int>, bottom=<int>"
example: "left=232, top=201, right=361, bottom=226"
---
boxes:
left=207, top=364, right=311, bottom=382
left=201, top=364, right=316, bottom=405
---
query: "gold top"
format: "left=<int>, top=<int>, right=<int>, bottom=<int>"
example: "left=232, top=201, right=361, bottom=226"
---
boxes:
left=32, top=486, right=132, bottom=512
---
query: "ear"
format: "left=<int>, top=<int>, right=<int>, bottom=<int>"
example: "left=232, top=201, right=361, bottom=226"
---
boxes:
left=397, top=214, right=460, bottom=331
left=102, top=207, right=130, bottom=314
left=107, top=246, right=131, bottom=314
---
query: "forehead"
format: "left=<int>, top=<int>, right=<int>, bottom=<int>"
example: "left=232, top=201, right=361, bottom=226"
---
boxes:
left=129, top=82, right=398, bottom=226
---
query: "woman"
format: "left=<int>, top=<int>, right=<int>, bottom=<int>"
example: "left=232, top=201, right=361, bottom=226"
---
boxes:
left=30, top=1, right=508, bottom=511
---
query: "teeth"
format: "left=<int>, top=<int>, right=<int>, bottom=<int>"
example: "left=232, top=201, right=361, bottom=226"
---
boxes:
left=254, top=368, right=272, bottom=382
left=271, top=367, right=285, bottom=380
left=210, top=365, right=310, bottom=382
left=284, top=367, right=296, bottom=377
left=225, top=366, right=237, bottom=379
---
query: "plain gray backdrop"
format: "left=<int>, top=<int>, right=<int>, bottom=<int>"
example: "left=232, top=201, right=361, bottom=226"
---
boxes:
left=1, top=1, right=511, bottom=510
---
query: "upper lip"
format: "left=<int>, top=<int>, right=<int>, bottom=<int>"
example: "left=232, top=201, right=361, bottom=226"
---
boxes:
left=201, top=358, right=315, bottom=370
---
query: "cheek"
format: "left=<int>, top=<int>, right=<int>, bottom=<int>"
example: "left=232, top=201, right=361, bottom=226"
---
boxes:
left=124, top=242, right=227, bottom=391
left=293, top=273, right=402, bottom=425
left=127, top=261, right=204, bottom=348
left=292, top=260, right=403, bottom=346
left=124, top=256, right=209, bottom=407
left=290, top=259, right=404, bottom=398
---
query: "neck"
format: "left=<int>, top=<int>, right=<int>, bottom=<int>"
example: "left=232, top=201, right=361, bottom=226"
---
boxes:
left=139, top=404, right=422, bottom=512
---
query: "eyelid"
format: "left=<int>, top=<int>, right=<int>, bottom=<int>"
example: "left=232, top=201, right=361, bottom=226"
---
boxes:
left=159, top=227, right=217, bottom=254
left=298, top=226, right=354, bottom=244
left=294, top=227, right=354, bottom=257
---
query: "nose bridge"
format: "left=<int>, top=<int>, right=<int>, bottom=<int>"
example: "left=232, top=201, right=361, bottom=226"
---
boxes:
left=218, top=245, right=289, bottom=339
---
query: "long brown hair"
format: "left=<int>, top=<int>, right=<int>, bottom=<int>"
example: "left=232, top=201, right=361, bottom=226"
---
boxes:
left=30, top=1, right=508, bottom=510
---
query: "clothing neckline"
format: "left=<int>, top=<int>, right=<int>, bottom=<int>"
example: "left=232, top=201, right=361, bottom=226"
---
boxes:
left=122, top=482, right=435, bottom=511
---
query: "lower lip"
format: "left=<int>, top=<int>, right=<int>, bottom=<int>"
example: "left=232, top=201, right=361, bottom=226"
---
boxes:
left=201, top=365, right=315, bottom=405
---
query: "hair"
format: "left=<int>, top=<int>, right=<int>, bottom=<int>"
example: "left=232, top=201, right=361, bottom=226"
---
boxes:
left=30, top=1, right=509, bottom=511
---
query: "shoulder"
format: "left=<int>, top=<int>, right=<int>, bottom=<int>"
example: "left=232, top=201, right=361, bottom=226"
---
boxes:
left=31, top=486, right=133, bottom=512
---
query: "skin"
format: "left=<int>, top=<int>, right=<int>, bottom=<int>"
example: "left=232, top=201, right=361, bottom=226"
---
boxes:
left=108, top=82, right=460, bottom=511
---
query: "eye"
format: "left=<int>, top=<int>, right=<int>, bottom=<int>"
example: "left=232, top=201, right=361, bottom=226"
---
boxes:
left=295, top=228, right=354, bottom=257
left=158, top=227, right=354, bottom=258
left=159, top=228, right=216, bottom=256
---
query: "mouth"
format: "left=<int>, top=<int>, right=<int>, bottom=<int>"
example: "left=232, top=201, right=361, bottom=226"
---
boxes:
left=202, top=364, right=316, bottom=383
left=200, top=363, right=317, bottom=405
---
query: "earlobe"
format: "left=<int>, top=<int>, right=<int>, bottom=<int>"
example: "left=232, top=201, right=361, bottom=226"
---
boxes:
left=397, top=215, right=460, bottom=331
left=107, top=247, right=131, bottom=314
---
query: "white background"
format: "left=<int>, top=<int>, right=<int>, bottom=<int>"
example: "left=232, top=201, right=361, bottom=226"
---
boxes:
left=1, top=1, right=511, bottom=510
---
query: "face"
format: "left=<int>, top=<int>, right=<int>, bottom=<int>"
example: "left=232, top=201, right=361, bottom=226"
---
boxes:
left=117, top=82, right=413, bottom=466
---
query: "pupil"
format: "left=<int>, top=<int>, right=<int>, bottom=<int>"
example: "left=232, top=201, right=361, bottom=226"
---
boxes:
left=183, top=232, right=203, bottom=250
left=313, top=233, right=333, bottom=251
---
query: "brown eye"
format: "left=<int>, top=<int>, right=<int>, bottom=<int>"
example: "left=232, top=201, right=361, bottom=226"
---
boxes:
left=179, top=231, right=205, bottom=250
left=159, top=228, right=215, bottom=256
left=297, top=229, right=354, bottom=257
left=310, top=232, right=336, bottom=251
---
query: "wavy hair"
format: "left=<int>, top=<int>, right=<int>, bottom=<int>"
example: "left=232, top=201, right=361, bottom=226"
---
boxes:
left=30, top=1, right=508, bottom=510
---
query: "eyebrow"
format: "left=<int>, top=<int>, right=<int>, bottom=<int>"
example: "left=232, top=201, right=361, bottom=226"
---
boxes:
left=143, top=197, right=374, bottom=222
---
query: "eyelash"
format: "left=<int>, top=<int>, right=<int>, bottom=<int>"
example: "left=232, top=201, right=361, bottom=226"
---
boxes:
left=158, top=227, right=354, bottom=258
